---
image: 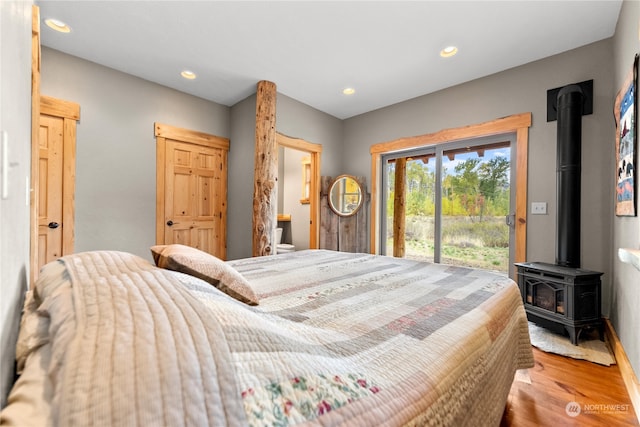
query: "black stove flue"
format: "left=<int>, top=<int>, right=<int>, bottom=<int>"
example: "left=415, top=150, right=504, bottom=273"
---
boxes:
left=556, top=85, right=583, bottom=268
left=515, top=83, right=603, bottom=346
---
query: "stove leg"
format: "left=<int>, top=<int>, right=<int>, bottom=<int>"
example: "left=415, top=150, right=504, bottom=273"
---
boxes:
left=566, top=326, right=579, bottom=346
left=598, top=321, right=604, bottom=342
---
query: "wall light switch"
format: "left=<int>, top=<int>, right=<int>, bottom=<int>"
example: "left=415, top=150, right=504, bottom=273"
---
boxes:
left=531, top=202, right=547, bottom=215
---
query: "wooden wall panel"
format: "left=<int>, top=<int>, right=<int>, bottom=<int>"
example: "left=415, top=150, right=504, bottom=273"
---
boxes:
left=320, top=176, right=368, bottom=253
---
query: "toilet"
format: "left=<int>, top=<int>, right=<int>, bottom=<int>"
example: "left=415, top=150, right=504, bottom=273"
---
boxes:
left=275, top=227, right=296, bottom=254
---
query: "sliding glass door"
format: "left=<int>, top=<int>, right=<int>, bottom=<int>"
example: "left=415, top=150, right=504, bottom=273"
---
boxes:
left=381, top=135, right=515, bottom=274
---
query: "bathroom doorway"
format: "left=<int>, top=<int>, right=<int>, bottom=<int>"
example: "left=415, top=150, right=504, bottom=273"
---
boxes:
left=276, top=132, right=322, bottom=250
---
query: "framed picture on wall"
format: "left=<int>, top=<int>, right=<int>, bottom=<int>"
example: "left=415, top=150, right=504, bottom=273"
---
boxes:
left=614, top=54, right=638, bottom=216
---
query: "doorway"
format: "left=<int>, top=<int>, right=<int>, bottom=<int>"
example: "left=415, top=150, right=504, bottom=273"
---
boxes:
left=278, top=146, right=311, bottom=251
left=381, top=136, right=514, bottom=273
left=154, top=123, right=229, bottom=259
left=276, top=132, right=322, bottom=249
left=369, top=113, right=531, bottom=279
left=31, top=95, right=80, bottom=279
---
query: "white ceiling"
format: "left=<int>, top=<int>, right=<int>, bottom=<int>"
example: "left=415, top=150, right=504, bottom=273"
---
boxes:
left=36, top=1, right=622, bottom=119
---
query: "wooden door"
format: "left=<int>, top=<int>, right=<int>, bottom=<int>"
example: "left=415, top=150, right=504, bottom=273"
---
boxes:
left=33, top=96, right=79, bottom=276
left=155, top=123, right=229, bottom=259
left=38, top=114, right=64, bottom=264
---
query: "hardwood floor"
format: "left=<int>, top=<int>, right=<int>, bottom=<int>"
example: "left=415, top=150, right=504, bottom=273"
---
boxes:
left=501, top=347, right=639, bottom=426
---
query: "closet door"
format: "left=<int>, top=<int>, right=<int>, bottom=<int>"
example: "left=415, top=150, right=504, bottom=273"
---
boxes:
left=34, top=96, right=79, bottom=276
left=38, top=114, right=64, bottom=265
left=155, top=123, right=228, bottom=259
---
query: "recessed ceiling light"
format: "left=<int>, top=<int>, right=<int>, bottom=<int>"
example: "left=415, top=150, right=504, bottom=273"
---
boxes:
left=343, top=87, right=356, bottom=95
left=181, top=70, right=197, bottom=80
left=45, top=18, right=71, bottom=33
left=440, top=46, right=458, bottom=58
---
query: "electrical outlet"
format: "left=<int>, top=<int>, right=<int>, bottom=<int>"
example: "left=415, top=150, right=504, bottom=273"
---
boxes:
left=531, top=202, right=547, bottom=215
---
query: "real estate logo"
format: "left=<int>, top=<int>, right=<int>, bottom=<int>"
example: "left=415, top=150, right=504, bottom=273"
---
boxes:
left=565, top=400, right=631, bottom=417
left=565, top=401, right=581, bottom=417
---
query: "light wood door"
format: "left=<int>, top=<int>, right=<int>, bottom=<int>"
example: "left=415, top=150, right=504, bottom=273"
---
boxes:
left=155, top=123, right=229, bottom=259
left=30, top=5, right=41, bottom=283
left=33, top=96, right=79, bottom=277
left=38, top=114, right=64, bottom=264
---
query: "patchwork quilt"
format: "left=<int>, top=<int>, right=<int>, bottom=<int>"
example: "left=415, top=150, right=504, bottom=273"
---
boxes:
left=9, top=249, right=533, bottom=427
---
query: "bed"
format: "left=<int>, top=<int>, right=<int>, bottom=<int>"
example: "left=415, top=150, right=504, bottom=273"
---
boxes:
left=0, top=245, right=533, bottom=426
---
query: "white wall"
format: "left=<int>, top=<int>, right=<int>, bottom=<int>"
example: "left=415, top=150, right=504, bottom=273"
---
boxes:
left=611, top=0, right=640, bottom=380
left=40, top=48, right=230, bottom=260
left=0, top=0, right=33, bottom=407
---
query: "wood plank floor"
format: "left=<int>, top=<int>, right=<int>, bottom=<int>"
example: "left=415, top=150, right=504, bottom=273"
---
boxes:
left=501, top=347, right=639, bottom=426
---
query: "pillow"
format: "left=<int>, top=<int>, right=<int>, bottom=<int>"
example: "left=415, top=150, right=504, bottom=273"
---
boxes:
left=150, top=244, right=259, bottom=306
left=150, top=245, right=165, bottom=266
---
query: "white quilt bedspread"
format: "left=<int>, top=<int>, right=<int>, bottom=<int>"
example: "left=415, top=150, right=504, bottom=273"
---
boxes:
left=3, top=249, right=533, bottom=427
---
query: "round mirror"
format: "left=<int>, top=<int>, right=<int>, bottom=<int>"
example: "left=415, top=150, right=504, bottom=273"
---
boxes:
left=328, top=175, right=363, bottom=217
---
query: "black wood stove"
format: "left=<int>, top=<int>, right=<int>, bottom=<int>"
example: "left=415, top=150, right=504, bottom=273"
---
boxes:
left=515, top=83, right=603, bottom=345
left=515, top=262, right=602, bottom=345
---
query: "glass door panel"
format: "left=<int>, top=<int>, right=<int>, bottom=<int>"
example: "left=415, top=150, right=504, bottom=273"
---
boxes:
left=441, top=144, right=510, bottom=272
left=384, top=154, right=437, bottom=262
left=382, top=139, right=512, bottom=275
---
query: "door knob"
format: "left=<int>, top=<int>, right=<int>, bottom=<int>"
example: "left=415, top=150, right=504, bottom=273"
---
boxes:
left=166, top=220, right=174, bottom=226
left=48, top=222, right=60, bottom=229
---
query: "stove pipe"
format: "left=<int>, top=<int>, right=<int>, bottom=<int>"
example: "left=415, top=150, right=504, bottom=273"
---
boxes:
left=556, top=84, right=584, bottom=268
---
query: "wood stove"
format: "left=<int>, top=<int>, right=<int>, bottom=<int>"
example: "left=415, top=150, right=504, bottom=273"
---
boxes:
left=515, top=262, right=602, bottom=345
left=516, top=83, right=603, bottom=345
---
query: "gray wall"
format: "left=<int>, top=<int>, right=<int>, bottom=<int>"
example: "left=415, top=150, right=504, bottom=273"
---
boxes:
left=281, top=147, right=310, bottom=250
left=227, top=91, right=343, bottom=260
left=341, top=9, right=640, bottom=377
left=344, top=39, right=615, bottom=315
left=40, top=48, right=230, bottom=260
left=0, top=0, right=33, bottom=406
left=611, top=0, right=640, bottom=380
left=41, top=52, right=345, bottom=263
left=3, top=1, right=637, bottom=407
left=276, top=93, right=344, bottom=180
left=227, top=94, right=257, bottom=260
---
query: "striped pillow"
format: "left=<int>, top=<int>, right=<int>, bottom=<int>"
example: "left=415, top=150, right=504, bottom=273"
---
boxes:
left=151, top=244, right=259, bottom=306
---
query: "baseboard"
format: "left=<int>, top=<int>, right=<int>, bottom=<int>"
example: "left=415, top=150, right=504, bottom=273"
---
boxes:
left=604, top=318, right=640, bottom=422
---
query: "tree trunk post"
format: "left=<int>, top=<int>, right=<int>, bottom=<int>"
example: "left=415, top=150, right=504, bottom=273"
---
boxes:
left=253, top=80, right=278, bottom=257
left=393, top=157, right=406, bottom=257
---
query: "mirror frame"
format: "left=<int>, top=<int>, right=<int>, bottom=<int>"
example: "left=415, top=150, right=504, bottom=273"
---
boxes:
left=328, top=175, right=363, bottom=217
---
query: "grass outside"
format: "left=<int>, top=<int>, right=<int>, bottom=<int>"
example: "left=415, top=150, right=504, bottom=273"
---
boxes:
left=386, top=215, right=509, bottom=274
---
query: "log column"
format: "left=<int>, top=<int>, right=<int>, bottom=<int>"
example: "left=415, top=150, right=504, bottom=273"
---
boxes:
left=393, top=157, right=406, bottom=257
left=253, top=80, right=278, bottom=257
